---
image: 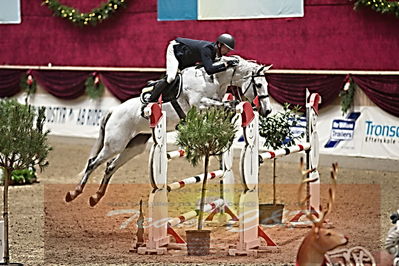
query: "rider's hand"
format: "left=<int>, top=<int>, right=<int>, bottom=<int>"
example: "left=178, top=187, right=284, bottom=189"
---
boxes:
left=226, top=59, right=239, bottom=68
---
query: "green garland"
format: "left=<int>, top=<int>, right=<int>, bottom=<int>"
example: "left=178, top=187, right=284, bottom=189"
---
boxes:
left=85, top=74, right=104, bottom=99
left=354, top=0, right=399, bottom=18
left=339, top=78, right=356, bottom=115
left=20, top=73, right=37, bottom=96
left=42, top=0, right=127, bottom=26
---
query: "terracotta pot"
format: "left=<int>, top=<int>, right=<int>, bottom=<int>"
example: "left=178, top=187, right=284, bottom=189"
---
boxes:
left=185, top=229, right=211, bottom=256
left=259, top=203, right=284, bottom=225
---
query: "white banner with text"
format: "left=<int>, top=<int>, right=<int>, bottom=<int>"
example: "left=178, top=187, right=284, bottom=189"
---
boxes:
left=17, top=93, right=399, bottom=160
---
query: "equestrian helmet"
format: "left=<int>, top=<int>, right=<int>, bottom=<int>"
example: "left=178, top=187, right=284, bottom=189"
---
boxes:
left=217, top=33, right=235, bottom=50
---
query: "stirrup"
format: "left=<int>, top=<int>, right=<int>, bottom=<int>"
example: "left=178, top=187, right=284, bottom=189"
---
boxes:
left=140, top=104, right=149, bottom=119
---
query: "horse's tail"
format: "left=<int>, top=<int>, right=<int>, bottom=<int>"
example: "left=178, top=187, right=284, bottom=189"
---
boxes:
left=75, top=110, right=112, bottom=179
left=89, top=110, right=112, bottom=158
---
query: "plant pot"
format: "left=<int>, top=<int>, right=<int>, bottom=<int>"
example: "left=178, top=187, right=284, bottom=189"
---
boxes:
left=185, top=229, right=211, bottom=256
left=259, top=203, right=285, bottom=225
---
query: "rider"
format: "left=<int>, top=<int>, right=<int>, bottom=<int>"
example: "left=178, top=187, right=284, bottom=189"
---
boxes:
left=144, top=33, right=239, bottom=104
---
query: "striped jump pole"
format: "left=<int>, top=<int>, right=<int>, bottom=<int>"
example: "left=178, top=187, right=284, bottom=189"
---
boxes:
left=167, top=170, right=224, bottom=192
left=259, top=143, right=311, bottom=162
left=166, top=199, right=229, bottom=244
left=167, top=149, right=185, bottom=160
left=168, top=199, right=225, bottom=227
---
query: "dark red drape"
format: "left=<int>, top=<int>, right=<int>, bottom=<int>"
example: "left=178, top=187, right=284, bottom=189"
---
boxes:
left=2, top=69, right=399, bottom=118
left=99, top=71, right=162, bottom=102
left=31, top=70, right=90, bottom=99
left=0, top=70, right=24, bottom=97
left=352, top=75, right=399, bottom=117
left=266, top=74, right=346, bottom=108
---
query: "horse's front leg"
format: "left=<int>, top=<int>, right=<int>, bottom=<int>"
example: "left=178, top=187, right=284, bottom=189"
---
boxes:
left=89, top=134, right=151, bottom=207
left=199, top=97, right=238, bottom=111
left=199, top=97, right=224, bottom=109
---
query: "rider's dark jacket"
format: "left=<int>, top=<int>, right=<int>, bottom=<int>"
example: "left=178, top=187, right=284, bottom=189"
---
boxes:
left=174, top=38, right=227, bottom=75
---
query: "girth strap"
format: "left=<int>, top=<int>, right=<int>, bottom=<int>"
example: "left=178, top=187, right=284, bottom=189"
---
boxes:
left=170, top=100, right=186, bottom=120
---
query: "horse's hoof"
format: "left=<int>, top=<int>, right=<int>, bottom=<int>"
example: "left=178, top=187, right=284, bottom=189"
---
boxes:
left=65, top=192, right=73, bottom=202
left=89, top=193, right=102, bottom=207
left=65, top=192, right=74, bottom=202
left=65, top=187, right=82, bottom=202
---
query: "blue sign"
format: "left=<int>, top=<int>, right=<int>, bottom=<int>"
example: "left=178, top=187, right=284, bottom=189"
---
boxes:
left=324, top=112, right=361, bottom=148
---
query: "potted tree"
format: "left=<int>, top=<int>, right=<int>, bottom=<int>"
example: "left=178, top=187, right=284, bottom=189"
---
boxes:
left=176, top=106, right=237, bottom=256
left=0, top=99, right=51, bottom=265
left=258, top=104, right=303, bottom=225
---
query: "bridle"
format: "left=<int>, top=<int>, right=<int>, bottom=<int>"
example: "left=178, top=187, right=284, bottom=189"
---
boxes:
left=230, top=65, right=269, bottom=103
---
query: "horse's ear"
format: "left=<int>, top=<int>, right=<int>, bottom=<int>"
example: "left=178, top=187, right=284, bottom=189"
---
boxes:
left=257, top=66, right=265, bottom=75
left=262, top=64, right=273, bottom=73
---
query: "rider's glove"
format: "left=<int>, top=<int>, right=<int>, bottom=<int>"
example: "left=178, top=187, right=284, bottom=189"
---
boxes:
left=226, top=59, right=239, bottom=67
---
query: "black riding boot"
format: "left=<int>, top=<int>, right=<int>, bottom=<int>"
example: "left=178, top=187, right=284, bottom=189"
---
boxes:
left=141, top=79, right=169, bottom=118
left=147, top=79, right=168, bottom=103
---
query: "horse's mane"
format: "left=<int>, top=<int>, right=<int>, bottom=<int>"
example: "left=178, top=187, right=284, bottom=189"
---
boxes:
left=180, top=55, right=269, bottom=77
left=221, top=55, right=264, bottom=75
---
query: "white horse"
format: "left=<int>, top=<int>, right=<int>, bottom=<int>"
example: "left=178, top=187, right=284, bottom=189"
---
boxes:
left=65, top=55, right=272, bottom=206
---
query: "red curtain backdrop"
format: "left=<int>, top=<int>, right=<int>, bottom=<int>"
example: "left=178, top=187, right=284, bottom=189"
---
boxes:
left=0, top=70, right=161, bottom=101
left=0, top=0, right=398, bottom=70
left=352, top=75, right=399, bottom=117
left=31, top=70, right=90, bottom=99
left=0, top=70, right=24, bottom=97
left=266, top=74, right=346, bottom=108
left=99, top=71, right=162, bottom=101
left=2, top=70, right=399, bottom=117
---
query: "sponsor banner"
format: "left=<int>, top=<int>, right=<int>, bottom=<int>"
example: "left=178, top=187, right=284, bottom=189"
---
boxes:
left=158, top=0, right=304, bottom=21
left=17, top=94, right=120, bottom=139
left=319, top=105, right=399, bottom=160
left=0, top=0, right=21, bottom=24
left=13, top=93, right=399, bottom=160
left=198, top=0, right=304, bottom=20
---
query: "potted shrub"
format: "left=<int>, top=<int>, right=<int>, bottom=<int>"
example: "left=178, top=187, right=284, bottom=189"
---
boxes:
left=258, top=104, right=303, bottom=225
left=0, top=99, right=51, bottom=265
left=176, top=106, right=237, bottom=255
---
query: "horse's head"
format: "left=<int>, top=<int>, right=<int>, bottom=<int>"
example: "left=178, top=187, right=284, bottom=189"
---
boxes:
left=221, top=56, right=272, bottom=117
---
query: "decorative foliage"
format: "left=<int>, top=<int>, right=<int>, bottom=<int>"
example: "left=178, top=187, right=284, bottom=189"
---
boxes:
left=176, top=106, right=237, bottom=230
left=0, top=99, right=51, bottom=172
left=1, top=169, right=38, bottom=185
left=0, top=99, right=51, bottom=264
left=176, top=107, right=237, bottom=167
left=339, top=77, right=356, bottom=115
left=85, top=73, right=104, bottom=99
left=353, top=0, right=399, bottom=18
left=259, top=104, right=304, bottom=150
left=42, top=0, right=127, bottom=26
left=20, top=72, right=37, bottom=97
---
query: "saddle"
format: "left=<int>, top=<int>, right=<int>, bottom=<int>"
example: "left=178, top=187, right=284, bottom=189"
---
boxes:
left=140, top=73, right=183, bottom=104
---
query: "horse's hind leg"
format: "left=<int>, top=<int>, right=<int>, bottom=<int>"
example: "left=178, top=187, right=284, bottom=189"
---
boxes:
left=65, top=157, right=95, bottom=202
left=65, top=145, right=118, bottom=203
left=65, top=111, right=112, bottom=202
left=89, top=134, right=151, bottom=207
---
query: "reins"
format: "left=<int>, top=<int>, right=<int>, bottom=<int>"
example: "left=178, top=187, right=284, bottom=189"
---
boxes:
left=229, top=66, right=269, bottom=102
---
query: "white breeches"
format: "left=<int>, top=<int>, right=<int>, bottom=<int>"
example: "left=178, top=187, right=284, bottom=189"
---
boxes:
left=166, top=40, right=179, bottom=84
